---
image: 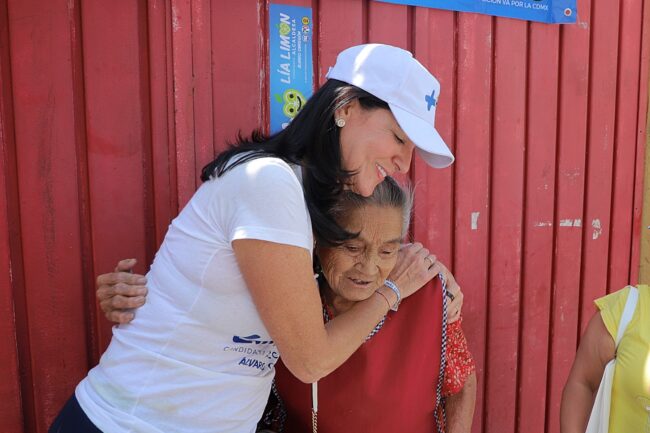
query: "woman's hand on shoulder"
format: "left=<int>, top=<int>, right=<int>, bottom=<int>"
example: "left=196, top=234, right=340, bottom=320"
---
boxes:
left=96, top=258, right=148, bottom=324
left=387, top=242, right=436, bottom=298
left=389, top=243, right=462, bottom=310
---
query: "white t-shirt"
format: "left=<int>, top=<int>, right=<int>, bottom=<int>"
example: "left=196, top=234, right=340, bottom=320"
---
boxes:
left=76, top=156, right=313, bottom=433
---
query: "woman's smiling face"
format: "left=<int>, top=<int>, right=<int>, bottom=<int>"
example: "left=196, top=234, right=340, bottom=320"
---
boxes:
left=336, top=101, right=416, bottom=197
left=317, top=204, right=403, bottom=304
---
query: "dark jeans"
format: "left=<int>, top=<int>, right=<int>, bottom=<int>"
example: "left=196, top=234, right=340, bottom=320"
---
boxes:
left=49, top=394, right=102, bottom=433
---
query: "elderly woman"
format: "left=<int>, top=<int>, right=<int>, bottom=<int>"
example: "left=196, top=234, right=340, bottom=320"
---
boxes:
left=560, top=285, right=649, bottom=433
left=100, top=177, right=476, bottom=433
left=261, top=177, right=476, bottom=433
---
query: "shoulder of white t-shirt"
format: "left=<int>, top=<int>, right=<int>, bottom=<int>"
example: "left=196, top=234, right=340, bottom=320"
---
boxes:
left=226, top=153, right=302, bottom=187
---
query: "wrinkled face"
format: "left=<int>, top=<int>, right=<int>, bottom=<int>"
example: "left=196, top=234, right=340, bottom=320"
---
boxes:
left=317, top=205, right=403, bottom=303
left=337, top=101, right=416, bottom=197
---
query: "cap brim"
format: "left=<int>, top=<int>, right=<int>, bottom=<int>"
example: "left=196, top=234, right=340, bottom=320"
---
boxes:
left=389, top=104, right=454, bottom=169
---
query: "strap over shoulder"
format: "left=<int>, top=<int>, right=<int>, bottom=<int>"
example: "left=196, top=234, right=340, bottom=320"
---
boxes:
left=615, top=286, right=639, bottom=346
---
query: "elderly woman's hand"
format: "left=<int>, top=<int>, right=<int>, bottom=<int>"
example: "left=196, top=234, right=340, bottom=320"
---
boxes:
left=388, top=243, right=463, bottom=321
left=96, top=258, right=148, bottom=324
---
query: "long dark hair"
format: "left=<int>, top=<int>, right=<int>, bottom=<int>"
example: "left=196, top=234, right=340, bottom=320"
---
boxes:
left=201, top=79, right=389, bottom=246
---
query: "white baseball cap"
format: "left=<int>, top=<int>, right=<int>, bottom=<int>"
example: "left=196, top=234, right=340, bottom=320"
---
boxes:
left=326, top=44, right=454, bottom=168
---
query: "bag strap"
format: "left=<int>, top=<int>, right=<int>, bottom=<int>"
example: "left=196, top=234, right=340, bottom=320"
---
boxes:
left=615, top=286, right=638, bottom=347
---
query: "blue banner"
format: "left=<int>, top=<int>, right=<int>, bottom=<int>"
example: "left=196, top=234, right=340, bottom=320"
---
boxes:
left=375, top=0, right=576, bottom=24
left=269, top=4, right=314, bottom=133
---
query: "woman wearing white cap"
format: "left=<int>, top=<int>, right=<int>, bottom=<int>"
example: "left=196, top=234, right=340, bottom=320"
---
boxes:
left=50, top=44, right=459, bottom=433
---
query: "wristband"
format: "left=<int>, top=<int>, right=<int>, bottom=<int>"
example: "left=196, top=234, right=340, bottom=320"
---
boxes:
left=383, top=279, right=401, bottom=311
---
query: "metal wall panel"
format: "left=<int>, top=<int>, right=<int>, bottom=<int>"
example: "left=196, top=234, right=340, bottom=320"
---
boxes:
left=0, top=0, right=647, bottom=432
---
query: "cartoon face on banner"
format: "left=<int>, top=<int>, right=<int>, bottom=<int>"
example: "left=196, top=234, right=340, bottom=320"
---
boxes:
left=279, top=89, right=306, bottom=119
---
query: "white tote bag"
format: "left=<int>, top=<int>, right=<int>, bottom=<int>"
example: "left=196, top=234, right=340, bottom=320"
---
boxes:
left=585, top=286, right=639, bottom=433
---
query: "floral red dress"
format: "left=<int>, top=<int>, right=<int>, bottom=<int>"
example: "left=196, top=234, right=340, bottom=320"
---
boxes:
left=442, top=315, right=475, bottom=397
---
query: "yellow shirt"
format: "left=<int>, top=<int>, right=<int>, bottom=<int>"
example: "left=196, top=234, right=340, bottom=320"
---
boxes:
left=595, top=285, right=650, bottom=433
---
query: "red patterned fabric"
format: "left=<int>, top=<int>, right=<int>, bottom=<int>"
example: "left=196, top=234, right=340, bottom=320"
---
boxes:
left=442, top=315, right=475, bottom=397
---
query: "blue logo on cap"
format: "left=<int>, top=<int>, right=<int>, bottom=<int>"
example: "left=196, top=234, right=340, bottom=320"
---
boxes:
left=425, top=89, right=437, bottom=111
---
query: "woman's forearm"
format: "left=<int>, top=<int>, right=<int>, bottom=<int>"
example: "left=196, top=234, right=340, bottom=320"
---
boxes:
left=236, top=240, right=444, bottom=383
left=560, top=378, right=596, bottom=433
left=559, top=312, right=614, bottom=433
left=445, top=373, right=476, bottom=433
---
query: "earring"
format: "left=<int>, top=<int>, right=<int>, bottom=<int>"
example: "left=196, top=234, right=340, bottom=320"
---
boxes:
left=335, top=118, right=346, bottom=128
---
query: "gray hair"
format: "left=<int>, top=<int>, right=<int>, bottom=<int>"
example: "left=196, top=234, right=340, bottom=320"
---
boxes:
left=332, top=177, right=414, bottom=239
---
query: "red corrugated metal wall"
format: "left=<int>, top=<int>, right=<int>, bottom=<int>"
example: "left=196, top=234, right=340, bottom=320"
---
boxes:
left=1, top=0, right=648, bottom=432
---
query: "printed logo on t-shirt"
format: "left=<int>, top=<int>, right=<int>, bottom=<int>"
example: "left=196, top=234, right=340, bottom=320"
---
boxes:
left=223, top=333, right=279, bottom=373
left=232, top=334, right=274, bottom=344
